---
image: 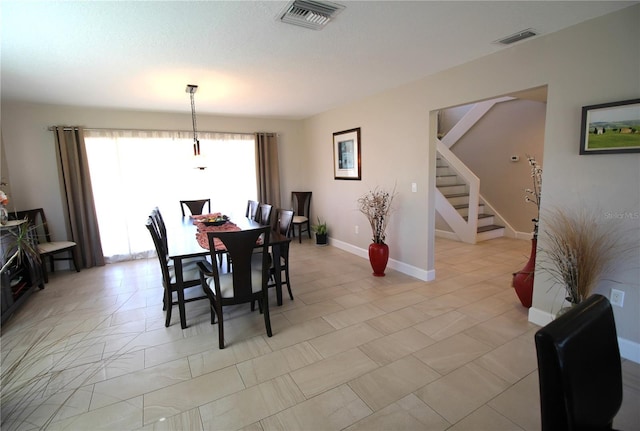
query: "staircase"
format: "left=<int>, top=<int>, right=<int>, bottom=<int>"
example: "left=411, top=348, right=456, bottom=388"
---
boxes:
left=436, top=157, right=505, bottom=242
left=435, top=97, right=513, bottom=244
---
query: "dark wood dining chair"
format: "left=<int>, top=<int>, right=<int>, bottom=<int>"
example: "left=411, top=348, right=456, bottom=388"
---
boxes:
left=254, top=203, right=273, bottom=226
left=291, top=191, right=312, bottom=243
left=9, top=208, right=80, bottom=283
left=146, top=217, right=208, bottom=328
left=180, top=199, right=211, bottom=216
left=198, top=226, right=272, bottom=349
left=245, top=200, right=259, bottom=220
left=268, top=208, right=294, bottom=301
left=150, top=207, right=206, bottom=310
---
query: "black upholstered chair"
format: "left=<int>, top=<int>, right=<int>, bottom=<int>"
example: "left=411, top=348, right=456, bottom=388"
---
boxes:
left=198, top=226, right=272, bottom=349
left=534, top=294, right=623, bottom=431
left=291, top=191, right=311, bottom=243
left=180, top=199, right=211, bottom=216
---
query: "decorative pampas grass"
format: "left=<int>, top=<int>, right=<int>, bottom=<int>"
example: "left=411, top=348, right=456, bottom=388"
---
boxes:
left=538, top=207, right=629, bottom=304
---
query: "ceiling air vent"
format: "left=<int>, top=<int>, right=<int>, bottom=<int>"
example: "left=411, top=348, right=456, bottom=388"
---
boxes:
left=278, top=0, right=345, bottom=30
left=495, top=28, right=538, bottom=45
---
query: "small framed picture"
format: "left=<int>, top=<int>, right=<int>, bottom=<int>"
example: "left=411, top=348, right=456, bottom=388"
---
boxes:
left=579, top=98, right=640, bottom=155
left=333, top=128, right=361, bottom=180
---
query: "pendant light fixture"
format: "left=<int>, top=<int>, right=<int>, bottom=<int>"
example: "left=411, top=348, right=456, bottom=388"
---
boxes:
left=186, top=84, right=206, bottom=170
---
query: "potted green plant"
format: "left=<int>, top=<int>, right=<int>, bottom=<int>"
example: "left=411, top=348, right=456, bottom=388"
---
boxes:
left=1, top=220, right=41, bottom=276
left=311, top=217, right=328, bottom=245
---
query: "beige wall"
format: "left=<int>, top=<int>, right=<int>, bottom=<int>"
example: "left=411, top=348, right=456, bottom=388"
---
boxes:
left=2, top=5, right=638, bottom=354
left=302, top=5, right=639, bottom=349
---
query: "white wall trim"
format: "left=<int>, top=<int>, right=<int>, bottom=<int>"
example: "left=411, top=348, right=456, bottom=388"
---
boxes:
left=514, top=231, right=534, bottom=240
left=330, top=238, right=435, bottom=282
left=435, top=229, right=459, bottom=241
left=528, top=306, right=639, bottom=364
left=618, top=338, right=640, bottom=364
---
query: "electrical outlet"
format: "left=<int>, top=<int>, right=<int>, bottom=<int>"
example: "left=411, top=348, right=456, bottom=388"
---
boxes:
left=355, top=225, right=359, bottom=234
left=610, top=289, right=625, bottom=307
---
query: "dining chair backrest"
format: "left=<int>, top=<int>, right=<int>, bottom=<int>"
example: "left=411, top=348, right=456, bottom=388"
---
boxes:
left=291, top=192, right=311, bottom=219
left=11, top=208, right=63, bottom=245
left=275, top=208, right=294, bottom=237
left=246, top=200, right=259, bottom=219
left=180, top=199, right=211, bottom=216
left=146, top=217, right=171, bottom=282
left=205, top=226, right=270, bottom=302
left=254, top=203, right=273, bottom=226
left=534, top=294, right=622, bottom=430
left=150, top=207, right=168, bottom=252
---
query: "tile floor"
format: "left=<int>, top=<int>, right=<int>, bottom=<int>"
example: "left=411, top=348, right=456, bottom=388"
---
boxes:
left=1, top=237, right=638, bottom=430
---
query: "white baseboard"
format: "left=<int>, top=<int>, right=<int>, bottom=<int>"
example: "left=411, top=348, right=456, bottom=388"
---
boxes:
left=514, top=231, right=534, bottom=240
left=435, top=229, right=459, bottom=241
left=618, top=338, right=640, bottom=364
left=529, top=306, right=640, bottom=364
left=330, top=239, right=435, bottom=282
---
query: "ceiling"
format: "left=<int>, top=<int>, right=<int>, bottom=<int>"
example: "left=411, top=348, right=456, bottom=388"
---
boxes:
left=1, top=1, right=636, bottom=119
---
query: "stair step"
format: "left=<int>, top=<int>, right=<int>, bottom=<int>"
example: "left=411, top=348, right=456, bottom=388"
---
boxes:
left=477, top=224, right=504, bottom=233
left=463, top=213, right=493, bottom=221
left=436, top=175, right=459, bottom=186
left=453, top=203, right=486, bottom=217
left=444, top=192, right=468, bottom=198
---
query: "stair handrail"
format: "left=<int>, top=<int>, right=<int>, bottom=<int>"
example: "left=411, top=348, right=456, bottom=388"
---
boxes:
left=441, top=97, right=514, bottom=149
left=436, top=138, right=479, bottom=243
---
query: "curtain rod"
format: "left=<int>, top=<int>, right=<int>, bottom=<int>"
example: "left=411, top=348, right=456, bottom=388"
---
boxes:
left=47, top=126, right=278, bottom=137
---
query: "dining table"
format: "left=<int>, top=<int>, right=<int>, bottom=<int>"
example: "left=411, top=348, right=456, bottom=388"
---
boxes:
left=165, top=214, right=292, bottom=328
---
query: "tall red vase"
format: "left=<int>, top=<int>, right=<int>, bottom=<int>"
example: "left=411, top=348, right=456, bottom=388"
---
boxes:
left=369, top=243, right=389, bottom=277
left=512, top=238, right=537, bottom=308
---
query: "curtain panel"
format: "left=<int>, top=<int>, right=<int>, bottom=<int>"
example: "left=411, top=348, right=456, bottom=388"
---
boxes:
left=255, top=133, right=281, bottom=209
left=52, top=126, right=105, bottom=269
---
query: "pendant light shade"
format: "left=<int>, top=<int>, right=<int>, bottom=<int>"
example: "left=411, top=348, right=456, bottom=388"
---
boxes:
left=186, top=84, right=206, bottom=170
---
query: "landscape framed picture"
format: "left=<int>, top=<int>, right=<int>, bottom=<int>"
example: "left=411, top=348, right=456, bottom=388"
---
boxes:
left=333, top=127, right=361, bottom=180
left=579, top=98, right=640, bottom=154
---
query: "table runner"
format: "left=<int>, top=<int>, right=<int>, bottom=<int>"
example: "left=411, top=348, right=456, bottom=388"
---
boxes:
left=193, top=213, right=241, bottom=251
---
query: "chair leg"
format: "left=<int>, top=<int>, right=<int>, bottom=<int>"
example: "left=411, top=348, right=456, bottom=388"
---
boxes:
left=164, top=290, right=172, bottom=327
left=177, top=289, right=187, bottom=329
left=217, top=304, right=225, bottom=349
left=71, top=248, right=81, bottom=272
left=298, top=225, right=302, bottom=243
left=284, top=268, right=293, bottom=300
left=40, top=261, right=49, bottom=284
left=306, top=221, right=311, bottom=239
left=263, top=293, right=272, bottom=337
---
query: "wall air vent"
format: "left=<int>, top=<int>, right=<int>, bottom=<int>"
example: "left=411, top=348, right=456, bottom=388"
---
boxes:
left=495, top=28, right=538, bottom=45
left=278, top=0, right=345, bottom=30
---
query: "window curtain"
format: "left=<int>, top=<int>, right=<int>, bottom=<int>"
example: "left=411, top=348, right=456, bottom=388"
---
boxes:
left=84, top=129, right=256, bottom=262
left=255, top=132, right=281, bottom=209
left=52, top=126, right=105, bottom=269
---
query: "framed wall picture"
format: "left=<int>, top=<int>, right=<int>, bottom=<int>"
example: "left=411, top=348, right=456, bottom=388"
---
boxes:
left=579, top=98, right=640, bottom=154
left=333, top=127, right=361, bottom=180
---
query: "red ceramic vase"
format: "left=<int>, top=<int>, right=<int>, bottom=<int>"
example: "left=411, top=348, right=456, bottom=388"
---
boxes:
left=512, top=238, right=536, bottom=308
left=369, top=243, right=389, bottom=277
